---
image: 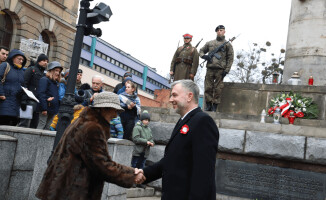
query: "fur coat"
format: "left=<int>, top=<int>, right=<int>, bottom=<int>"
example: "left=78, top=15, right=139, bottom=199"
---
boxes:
left=36, top=107, right=135, bottom=200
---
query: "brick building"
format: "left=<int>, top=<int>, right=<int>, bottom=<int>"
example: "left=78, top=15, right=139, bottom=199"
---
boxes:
left=0, top=0, right=78, bottom=67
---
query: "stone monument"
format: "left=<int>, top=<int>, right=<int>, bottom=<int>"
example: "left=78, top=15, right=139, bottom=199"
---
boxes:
left=283, top=0, right=326, bottom=86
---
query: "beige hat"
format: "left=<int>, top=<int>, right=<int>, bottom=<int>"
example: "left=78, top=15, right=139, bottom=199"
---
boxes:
left=92, top=92, right=124, bottom=112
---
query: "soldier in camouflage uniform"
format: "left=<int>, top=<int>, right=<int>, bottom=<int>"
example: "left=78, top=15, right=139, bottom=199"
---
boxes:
left=199, top=25, right=234, bottom=112
left=170, top=33, right=199, bottom=81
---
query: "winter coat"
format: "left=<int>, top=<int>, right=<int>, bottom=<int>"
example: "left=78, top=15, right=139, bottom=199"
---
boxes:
left=37, top=76, right=60, bottom=115
left=0, top=49, right=26, bottom=117
left=199, top=36, right=234, bottom=72
left=23, top=64, right=45, bottom=96
left=110, top=116, right=124, bottom=139
left=143, top=107, right=219, bottom=200
left=132, top=121, right=154, bottom=158
left=36, top=107, right=135, bottom=200
left=82, top=88, right=103, bottom=106
left=119, top=92, right=141, bottom=119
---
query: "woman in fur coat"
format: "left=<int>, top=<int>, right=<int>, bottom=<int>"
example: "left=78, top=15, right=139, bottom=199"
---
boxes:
left=36, top=92, right=145, bottom=200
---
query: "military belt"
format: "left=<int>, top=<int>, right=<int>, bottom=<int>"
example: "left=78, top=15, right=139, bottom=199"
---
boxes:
left=175, top=57, right=193, bottom=65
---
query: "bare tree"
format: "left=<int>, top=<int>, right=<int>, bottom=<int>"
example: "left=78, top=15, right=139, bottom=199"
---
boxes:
left=228, top=42, right=285, bottom=84
left=194, top=65, right=205, bottom=94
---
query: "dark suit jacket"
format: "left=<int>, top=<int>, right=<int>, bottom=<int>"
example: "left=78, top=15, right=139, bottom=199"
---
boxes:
left=143, top=107, right=219, bottom=200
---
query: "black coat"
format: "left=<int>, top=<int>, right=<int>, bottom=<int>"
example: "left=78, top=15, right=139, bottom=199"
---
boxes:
left=143, top=107, right=219, bottom=200
left=24, top=64, right=45, bottom=96
left=37, top=77, right=60, bottom=114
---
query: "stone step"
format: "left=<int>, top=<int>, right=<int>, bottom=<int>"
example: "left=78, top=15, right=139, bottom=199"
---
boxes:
left=126, top=187, right=159, bottom=198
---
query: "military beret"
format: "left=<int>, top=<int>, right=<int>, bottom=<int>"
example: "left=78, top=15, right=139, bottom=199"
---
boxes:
left=183, top=33, right=193, bottom=39
left=215, top=25, right=225, bottom=32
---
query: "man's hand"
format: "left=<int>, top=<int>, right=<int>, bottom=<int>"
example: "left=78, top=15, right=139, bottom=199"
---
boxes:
left=201, top=55, right=210, bottom=60
left=47, top=97, right=54, bottom=101
left=0, top=96, right=6, bottom=100
left=189, top=74, right=194, bottom=81
left=42, top=111, right=47, bottom=115
left=134, top=168, right=146, bottom=184
left=147, top=141, right=154, bottom=147
left=90, top=93, right=99, bottom=102
left=222, top=71, right=228, bottom=78
left=169, top=71, right=174, bottom=76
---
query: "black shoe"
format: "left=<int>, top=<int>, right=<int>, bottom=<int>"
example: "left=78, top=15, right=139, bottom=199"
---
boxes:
left=205, top=102, right=212, bottom=111
left=136, top=184, right=146, bottom=189
left=212, top=103, right=218, bottom=112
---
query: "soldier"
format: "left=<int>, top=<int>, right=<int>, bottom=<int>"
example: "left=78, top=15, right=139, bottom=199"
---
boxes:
left=200, top=25, right=234, bottom=112
left=170, top=33, right=199, bottom=81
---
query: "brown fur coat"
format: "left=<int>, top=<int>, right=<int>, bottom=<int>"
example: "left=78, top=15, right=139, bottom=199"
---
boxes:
left=36, top=107, right=135, bottom=200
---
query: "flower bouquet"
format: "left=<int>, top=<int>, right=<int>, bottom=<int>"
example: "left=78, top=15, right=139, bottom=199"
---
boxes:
left=268, top=92, right=319, bottom=119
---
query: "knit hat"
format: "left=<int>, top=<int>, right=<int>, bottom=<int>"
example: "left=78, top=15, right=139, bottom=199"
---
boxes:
left=140, top=110, right=150, bottom=121
left=124, top=71, right=132, bottom=77
left=37, top=54, right=49, bottom=63
left=78, top=69, right=83, bottom=74
left=93, top=92, right=124, bottom=112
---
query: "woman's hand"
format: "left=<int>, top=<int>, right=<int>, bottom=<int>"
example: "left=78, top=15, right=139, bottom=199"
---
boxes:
left=42, top=111, right=47, bottom=115
left=47, top=97, right=54, bottom=101
left=0, top=96, right=6, bottom=100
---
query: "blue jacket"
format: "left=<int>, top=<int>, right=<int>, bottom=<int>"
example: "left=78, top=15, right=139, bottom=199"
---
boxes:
left=0, top=49, right=26, bottom=117
left=37, top=76, right=60, bottom=115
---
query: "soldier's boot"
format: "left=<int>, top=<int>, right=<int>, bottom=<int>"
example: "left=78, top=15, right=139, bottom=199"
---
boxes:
left=211, top=103, right=218, bottom=112
left=205, top=102, right=212, bottom=111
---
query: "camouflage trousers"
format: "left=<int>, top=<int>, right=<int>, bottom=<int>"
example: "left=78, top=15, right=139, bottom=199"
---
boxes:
left=204, top=68, right=224, bottom=104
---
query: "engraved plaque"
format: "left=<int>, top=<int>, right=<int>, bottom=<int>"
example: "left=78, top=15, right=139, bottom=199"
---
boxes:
left=215, top=159, right=326, bottom=200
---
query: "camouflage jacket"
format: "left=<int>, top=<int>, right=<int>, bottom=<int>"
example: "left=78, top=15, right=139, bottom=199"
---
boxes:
left=199, top=36, right=234, bottom=72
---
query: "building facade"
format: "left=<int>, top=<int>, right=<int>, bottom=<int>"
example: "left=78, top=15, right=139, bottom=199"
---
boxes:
left=0, top=0, right=78, bottom=67
left=80, top=35, right=170, bottom=95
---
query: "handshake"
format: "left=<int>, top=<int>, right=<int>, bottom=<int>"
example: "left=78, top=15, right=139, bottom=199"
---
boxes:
left=134, top=168, right=146, bottom=185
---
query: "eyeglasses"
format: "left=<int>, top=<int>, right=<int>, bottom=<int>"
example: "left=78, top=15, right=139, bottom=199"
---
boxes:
left=14, top=57, right=24, bottom=62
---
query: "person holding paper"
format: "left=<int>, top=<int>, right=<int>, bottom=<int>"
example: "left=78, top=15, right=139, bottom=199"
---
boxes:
left=0, top=49, right=26, bottom=126
left=19, top=53, right=48, bottom=128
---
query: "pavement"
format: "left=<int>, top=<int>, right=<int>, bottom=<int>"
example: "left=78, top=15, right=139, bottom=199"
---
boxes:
left=127, top=197, right=160, bottom=200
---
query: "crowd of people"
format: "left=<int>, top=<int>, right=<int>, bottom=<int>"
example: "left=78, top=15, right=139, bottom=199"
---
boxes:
left=1, top=24, right=224, bottom=198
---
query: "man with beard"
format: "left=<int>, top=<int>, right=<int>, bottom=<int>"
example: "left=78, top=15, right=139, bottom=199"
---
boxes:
left=19, top=54, right=48, bottom=128
left=200, top=25, right=234, bottom=112
left=170, top=34, right=199, bottom=81
left=141, top=79, right=219, bottom=200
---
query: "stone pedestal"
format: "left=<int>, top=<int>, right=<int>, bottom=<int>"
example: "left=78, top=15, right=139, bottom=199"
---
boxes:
left=283, top=0, right=326, bottom=85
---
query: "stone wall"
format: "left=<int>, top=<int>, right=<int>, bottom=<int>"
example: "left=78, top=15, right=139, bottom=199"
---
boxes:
left=219, top=83, right=326, bottom=121
left=0, top=126, right=134, bottom=200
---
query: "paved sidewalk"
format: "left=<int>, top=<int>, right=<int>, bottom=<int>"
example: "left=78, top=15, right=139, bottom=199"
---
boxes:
left=127, top=197, right=160, bottom=200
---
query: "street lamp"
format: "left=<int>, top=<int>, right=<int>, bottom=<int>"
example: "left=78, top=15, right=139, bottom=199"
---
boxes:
left=51, top=0, right=112, bottom=156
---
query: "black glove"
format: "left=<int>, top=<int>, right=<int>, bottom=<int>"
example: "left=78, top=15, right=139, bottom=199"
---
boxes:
left=21, top=103, right=27, bottom=111
left=202, top=55, right=210, bottom=61
left=222, top=71, right=228, bottom=78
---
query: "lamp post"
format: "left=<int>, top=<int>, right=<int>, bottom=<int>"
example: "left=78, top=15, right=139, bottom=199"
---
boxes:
left=51, top=0, right=112, bottom=153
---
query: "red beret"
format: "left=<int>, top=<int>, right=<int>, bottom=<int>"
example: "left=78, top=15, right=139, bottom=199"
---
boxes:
left=183, top=33, right=193, bottom=39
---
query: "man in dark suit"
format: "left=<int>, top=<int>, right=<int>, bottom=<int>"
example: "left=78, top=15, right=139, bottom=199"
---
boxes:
left=140, top=79, right=219, bottom=200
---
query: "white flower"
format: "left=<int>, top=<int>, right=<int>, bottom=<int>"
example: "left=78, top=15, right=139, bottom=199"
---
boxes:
left=303, top=108, right=306, bottom=112
left=291, top=105, right=294, bottom=107
left=298, top=100, right=302, bottom=103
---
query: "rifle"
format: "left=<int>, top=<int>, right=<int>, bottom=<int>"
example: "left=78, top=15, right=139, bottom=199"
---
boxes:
left=195, top=38, right=203, bottom=48
left=169, top=41, right=181, bottom=83
left=200, top=35, right=239, bottom=68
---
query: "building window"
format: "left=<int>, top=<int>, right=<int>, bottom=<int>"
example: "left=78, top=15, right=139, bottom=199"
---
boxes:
left=96, top=51, right=101, bottom=57
left=0, top=11, right=13, bottom=48
left=82, top=43, right=91, bottom=51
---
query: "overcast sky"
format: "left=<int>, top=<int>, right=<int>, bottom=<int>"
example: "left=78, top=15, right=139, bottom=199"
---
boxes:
left=89, top=0, right=292, bottom=77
